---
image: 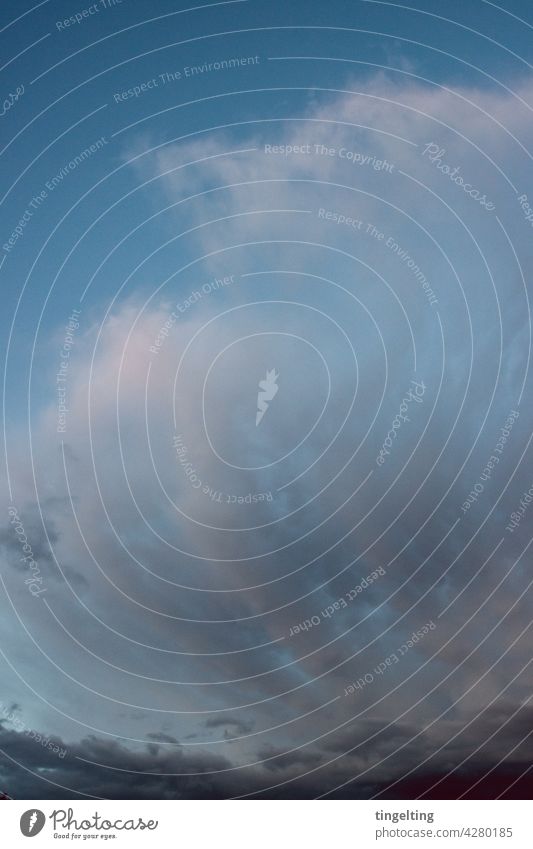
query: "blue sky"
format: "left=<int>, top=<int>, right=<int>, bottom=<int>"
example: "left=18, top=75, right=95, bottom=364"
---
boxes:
left=1, top=0, right=533, bottom=799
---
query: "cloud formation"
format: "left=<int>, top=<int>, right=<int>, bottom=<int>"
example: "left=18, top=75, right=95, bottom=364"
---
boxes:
left=2, top=45, right=533, bottom=800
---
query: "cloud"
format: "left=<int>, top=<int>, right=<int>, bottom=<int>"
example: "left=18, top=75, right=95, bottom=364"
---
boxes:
left=205, top=716, right=254, bottom=734
left=2, top=69, right=533, bottom=799
left=1, top=706, right=533, bottom=798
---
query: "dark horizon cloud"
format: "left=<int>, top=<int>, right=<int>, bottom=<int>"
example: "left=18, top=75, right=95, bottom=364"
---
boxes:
left=1, top=703, right=533, bottom=799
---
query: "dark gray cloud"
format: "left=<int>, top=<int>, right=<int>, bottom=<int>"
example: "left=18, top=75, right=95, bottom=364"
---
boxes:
left=1, top=705, right=533, bottom=799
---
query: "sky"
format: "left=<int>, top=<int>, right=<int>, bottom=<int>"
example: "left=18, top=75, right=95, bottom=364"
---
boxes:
left=1, top=0, right=533, bottom=799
